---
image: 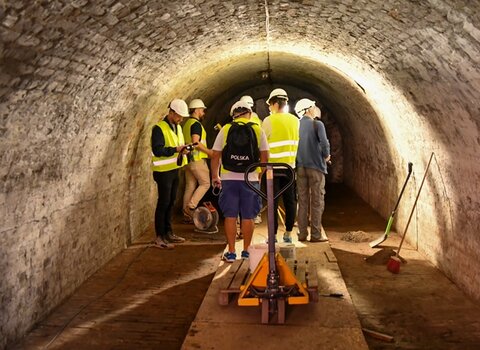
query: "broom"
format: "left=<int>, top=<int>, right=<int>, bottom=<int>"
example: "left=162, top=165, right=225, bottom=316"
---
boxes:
left=387, top=152, right=434, bottom=273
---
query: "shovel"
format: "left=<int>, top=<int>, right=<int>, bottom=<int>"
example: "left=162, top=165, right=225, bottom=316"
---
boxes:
left=370, top=162, right=413, bottom=248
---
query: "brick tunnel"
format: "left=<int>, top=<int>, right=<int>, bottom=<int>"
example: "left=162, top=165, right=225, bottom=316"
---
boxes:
left=1, top=0, right=479, bottom=347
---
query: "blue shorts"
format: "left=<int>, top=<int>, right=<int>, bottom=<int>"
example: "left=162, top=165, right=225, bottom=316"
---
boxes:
left=218, top=180, right=261, bottom=219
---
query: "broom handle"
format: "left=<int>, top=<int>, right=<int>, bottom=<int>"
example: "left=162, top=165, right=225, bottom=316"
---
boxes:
left=396, top=152, right=434, bottom=256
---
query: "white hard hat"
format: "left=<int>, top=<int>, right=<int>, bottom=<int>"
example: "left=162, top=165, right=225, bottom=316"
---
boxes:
left=188, top=98, right=207, bottom=109
left=295, top=98, right=316, bottom=117
left=169, top=98, right=189, bottom=117
left=266, top=88, right=289, bottom=104
left=240, top=95, right=254, bottom=107
left=230, top=100, right=252, bottom=117
left=314, top=106, right=321, bottom=118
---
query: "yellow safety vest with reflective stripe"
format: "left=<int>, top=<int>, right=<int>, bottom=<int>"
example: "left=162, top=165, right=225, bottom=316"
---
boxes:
left=221, top=117, right=262, bottom=174
left=182, top=117, right=208, bottom=161
left=265, top=112, right=299, bottom=166
left=152, top=121, right=187, bottom=172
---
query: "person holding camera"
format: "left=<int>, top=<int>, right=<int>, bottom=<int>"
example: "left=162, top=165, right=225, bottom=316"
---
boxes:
left=182, top=99, right=213, bottom=223
left=151, top=99, right=193, bottom=249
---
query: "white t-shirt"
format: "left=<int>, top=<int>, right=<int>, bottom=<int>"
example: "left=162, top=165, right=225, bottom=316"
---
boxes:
left=212, top=124, right=269, bottom=181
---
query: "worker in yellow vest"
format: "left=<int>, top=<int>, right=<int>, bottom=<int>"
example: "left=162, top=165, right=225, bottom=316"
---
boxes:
left=211, top=101, right=269, bottom=262
left=182, top=99, right=213, bottom=224
left=262, top=88, right=300, bottom=243
left=151, top=99, right=192, bottom=249
left=239, top=95, right=263, bottom=226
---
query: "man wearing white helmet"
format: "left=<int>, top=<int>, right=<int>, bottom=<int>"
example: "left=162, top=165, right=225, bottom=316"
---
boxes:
left=211, top=101, right=269, bottom=262
left=182, top=99, right=213, bottom=225
left=295, top=98, right=331, bottom=242
left=262, top=88, right=300, bottom=243
left=240, top=95, right=262, bottom=126
left=151, top=99, right=192, bottom=248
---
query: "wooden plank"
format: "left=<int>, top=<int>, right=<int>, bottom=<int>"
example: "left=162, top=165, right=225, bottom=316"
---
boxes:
left=230, top=259, right=250, bottom=291
left=295, top=260, right=306, bottom=285
left=324, top=250, right=337, bottom=263
left=306, top=261, right=319, bottom=288
left=218, top=260, right=250, bottom=305
left=306, top=261, right=319, bottom=302
left=218, top=260, right=243, bottom=290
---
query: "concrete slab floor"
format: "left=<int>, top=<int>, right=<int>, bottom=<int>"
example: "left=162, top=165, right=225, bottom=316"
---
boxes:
left=11, top=184, right=480, bottom=349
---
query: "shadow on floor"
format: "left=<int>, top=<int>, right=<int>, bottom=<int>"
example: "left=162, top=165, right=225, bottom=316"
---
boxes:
left=13, top=244, right=224, bottom=350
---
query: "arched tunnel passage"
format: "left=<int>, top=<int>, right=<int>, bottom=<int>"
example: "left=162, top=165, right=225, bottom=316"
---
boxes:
left=1, top=1, right=480, bottom=347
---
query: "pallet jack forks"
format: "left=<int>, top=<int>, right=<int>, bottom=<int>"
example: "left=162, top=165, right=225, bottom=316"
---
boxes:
left=236, top=163, right=318, bottom=324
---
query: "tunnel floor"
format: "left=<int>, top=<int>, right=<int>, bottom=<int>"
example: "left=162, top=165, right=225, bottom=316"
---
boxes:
left=12, top=185, right=480, bottom=349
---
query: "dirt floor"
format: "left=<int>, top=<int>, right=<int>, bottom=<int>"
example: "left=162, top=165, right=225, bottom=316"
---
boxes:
left=325, top=184, right=480, bottom=349
left=12, top=184, right=480, bottom=349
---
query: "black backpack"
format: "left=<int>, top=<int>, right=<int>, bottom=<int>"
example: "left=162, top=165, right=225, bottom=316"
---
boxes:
left=222, top=121, right=260, bottom=173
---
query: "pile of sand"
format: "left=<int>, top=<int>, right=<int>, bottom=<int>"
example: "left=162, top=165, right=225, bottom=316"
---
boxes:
left=341, top=230, right=371, bottom=242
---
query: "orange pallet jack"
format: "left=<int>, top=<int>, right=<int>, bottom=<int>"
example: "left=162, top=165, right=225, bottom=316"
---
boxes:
left=237, top=163, right=315, bottom=324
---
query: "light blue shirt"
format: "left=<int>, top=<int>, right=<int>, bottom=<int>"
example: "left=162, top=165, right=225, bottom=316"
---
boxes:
left=296, top=117, right=330, bottom=174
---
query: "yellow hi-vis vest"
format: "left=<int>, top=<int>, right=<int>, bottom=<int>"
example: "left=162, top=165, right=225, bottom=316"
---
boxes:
left=220, top=117, right=262, bottom=174
left=266, top=112, right=299, bottom=165
left=151, top=120, right=187, bottom=172
left=182, top=117, right=208, bottom=161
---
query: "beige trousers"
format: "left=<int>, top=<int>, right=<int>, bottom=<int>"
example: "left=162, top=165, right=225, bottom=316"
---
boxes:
left=183, top=159, right=210, bottom=209
left=297, top=167, right=327, bottom=240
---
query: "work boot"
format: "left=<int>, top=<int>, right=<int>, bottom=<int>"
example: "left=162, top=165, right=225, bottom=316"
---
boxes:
left=166, top=232, right=186, bottom=243
left=153, top=237, right=175, bottom=249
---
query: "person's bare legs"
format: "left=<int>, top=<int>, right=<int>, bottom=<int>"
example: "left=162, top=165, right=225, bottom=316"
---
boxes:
left=240, top=219, right=254, bottom=252
left=224, top=217, right=237, bottom=253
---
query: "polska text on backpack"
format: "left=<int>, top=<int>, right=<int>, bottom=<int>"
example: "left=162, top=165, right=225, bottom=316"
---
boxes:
left=222, top=122, right=259, bottom=173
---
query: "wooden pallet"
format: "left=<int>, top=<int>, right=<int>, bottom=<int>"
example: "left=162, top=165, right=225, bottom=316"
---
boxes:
left=218, top=259, right=250, bottom=306
left=218, top=258, right=318, bottom=305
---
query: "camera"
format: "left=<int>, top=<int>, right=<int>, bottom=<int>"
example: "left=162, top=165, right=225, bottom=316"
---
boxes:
left=177, top=142, right=198, bottom=166
left=184, top=144, right=195, bottom=152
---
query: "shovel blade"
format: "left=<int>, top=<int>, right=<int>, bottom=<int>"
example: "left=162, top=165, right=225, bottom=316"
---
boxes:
left=369, top=215, right=394, bottom=248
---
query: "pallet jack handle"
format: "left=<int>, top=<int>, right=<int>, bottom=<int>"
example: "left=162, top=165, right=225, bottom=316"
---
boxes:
left=243, top=163, right=295, bottom=201
left=244, top=163, right=295, bottom=291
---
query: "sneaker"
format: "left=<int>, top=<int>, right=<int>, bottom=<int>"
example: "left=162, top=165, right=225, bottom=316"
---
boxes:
left=153, top=237, right=175, bottom=249
left=283, top=230, right=292, bottom=243
left=222, top=251, right=236, bottom=263
left=254, top=214, right=262, bottom=224
left=310, top=236, right=328, bottom=243
left=166, top=233, right=186, bottom=243
left=183, top=207, right=195, bottom=218
left=241, top=250, right=249, bottom=259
